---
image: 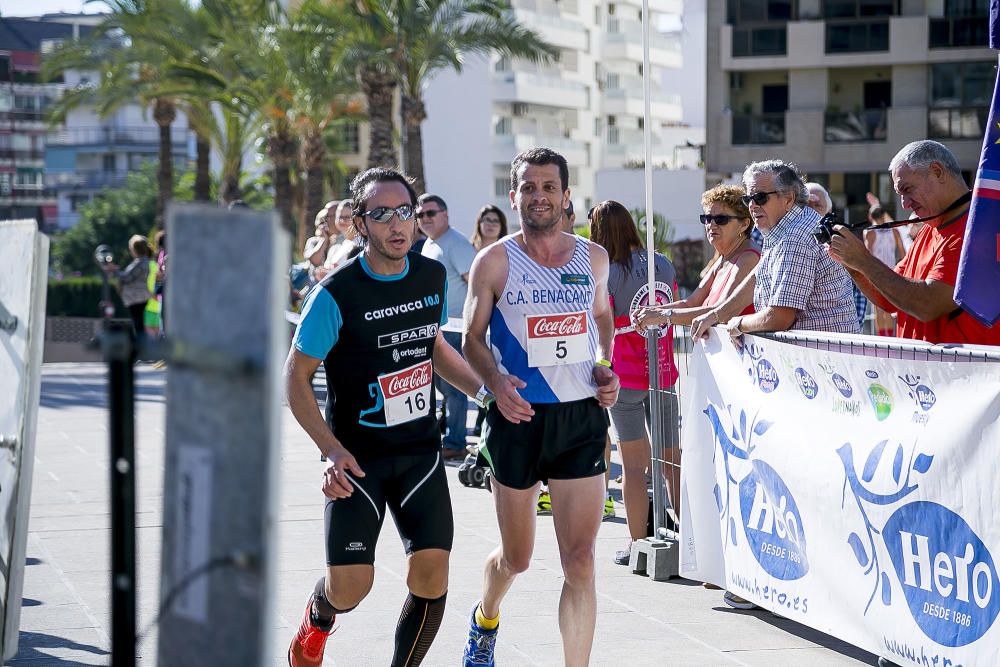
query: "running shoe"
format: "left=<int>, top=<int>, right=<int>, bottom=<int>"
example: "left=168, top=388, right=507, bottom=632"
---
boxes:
left=723, top=590, right=758, bottom=610
left=614, top=539, right=633, bottom=565
left=463, top=604, right=498, bottom=667
left=603, top=495, right=616, bottom=520
left=288, top=596, right=335, bottom=666
left=536, top=490, right=552, bottom=515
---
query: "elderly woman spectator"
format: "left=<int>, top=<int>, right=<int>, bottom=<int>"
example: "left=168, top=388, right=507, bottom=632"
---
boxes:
left=102, top=234, right=154, bottom=343
left=471, top=205, right=508, bottom=252
left=634, top=185, right=760, bottom=332
left=324, top=200, right=362, bottom=271
left=691, top=160, right=858, bottom=341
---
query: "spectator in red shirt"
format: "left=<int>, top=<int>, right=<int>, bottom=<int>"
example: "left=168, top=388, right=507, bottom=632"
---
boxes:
left=828, top=140, right=1000, bottom=346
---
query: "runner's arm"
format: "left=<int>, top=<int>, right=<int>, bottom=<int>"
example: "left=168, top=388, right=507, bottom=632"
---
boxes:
left=284, top=349, right=342, bottom=457
left=432, top=332, right=482, bottom=397
left=589, top=243, right=620, bottom=408
left=462, top=246, right=534, bottom=423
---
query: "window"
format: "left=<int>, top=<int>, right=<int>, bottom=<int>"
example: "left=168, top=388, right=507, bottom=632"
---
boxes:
left=930, top=62, right=994, bottom=107
left=103, top=154, right=116, bottom=172
left=494, top=56, right=510, bottom=72
left=606, top=73, right=620, bottom=90
left=332, top=121, right=360, bottom=154
left=822, top=0, right=895, bottom=18
left=0, top=57, right=10, bottom=82
left=494, top=177, right=511, bottom=197
left=930, top=1, right=989, bottom=48
left=733, top=26, right=788, bottom=57
left=727, top=0, right=794, bottom=23
left=826, top=19, right=889, bottom=53
left=945, top=0, right=988, bottom=15
left=14, top=170, right=43, bottom=188
left=70, top=194, right=90, bottom=211
left=495, top=116, right=512, bottom=136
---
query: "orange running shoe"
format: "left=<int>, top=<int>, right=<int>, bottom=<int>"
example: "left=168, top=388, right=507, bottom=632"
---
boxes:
left=288, top=597, right=335, bottom=666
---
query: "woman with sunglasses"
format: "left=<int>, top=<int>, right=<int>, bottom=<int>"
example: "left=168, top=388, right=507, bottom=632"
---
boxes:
left=589, top=200, right=680, bottom=566
left=471, top=205, right=508, bottom=252
left=633, top=184, right=760, bottom=333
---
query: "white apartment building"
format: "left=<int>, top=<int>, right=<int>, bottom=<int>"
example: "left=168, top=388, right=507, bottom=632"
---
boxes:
left=706, top=0, right=994, bottom=224
left=423, top=0, right=687, bottom=235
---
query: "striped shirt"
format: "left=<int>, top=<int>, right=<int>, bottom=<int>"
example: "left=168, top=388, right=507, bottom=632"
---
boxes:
left=755, top=205, right=859, bottom=334
left=490, top=235, right=599, bottom=403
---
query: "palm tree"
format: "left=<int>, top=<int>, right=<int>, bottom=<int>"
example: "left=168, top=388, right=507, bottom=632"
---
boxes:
left=43, top=0, right=188, bottom=226
left=395, top=0, right=556, bottom=191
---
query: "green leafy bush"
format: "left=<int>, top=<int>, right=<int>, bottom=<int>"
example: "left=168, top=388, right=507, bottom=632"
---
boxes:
left=47, top=277, right=126, bottom=318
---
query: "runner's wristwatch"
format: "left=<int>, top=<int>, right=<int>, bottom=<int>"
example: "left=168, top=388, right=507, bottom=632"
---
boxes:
left=474, top=385, right=494, bottom=409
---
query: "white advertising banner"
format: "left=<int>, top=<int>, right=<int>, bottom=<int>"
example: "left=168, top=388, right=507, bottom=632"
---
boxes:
left=680, top=330, right=1000, bottom=666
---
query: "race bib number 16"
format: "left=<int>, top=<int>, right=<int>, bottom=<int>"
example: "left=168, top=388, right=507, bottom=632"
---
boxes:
left=526, top=311, right=590, bottom=367
left=377, top=359, right=433, bottom=426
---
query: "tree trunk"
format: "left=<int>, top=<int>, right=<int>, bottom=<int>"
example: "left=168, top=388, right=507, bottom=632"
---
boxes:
left=267, top=123, right=298, bottom=239
left=153, top=97, right=176, bottom=228
left=402, top=94, right=427, bottom=193
left=302, top=127, right=327, bottom=230
left=360, top=65, right=397, bottom=169
left=194, top=132, right=211, bottom=202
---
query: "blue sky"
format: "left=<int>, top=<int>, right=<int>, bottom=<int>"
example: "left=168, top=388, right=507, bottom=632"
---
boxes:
left=3, top=0, right=107, bottom=16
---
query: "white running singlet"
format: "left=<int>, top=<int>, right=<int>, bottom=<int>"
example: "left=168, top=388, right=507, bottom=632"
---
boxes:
left=490, top=235, right=599, bottom=403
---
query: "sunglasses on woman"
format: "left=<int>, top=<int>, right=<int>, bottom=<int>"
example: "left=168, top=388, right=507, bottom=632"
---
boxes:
left=699, top=214, right=744, bottom=226
left=740, top=190, right=780, bottom=206
left=358, top=205, right=415, bottom=224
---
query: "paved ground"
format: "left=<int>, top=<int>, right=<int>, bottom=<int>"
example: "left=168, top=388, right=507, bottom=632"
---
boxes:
left=12, top=363, right=881, bottom=666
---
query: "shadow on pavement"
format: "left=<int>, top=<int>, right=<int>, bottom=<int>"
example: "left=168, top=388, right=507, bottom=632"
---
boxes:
left=711, top=605, right=879, bottom=663
left=8, top=630, right=109, bottom=665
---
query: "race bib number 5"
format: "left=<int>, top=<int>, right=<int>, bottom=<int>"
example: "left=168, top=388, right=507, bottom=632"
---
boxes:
left=377, top=359, right=433, bottom=426
left=526, top=311, right=590, bottom=367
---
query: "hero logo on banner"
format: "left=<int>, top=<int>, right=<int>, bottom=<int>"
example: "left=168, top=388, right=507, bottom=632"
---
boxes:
left=839, top=439, right=1000, bottom=648
left=704, top=403, right=810, bottom=582
left=376, top=360, right=433, bottom=426
left=525, top=311, right=590, bottom=367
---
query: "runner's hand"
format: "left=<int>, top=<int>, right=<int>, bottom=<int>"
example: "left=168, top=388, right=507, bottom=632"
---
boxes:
left=488, top=373, right=534, bottom=424
left=593, top=365, right=620, bottom=408
left=322, top=446, right=365, bottom=500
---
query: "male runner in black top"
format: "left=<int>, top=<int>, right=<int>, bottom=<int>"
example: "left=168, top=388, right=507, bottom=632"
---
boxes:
left=285, top=167, right=484, bottom=667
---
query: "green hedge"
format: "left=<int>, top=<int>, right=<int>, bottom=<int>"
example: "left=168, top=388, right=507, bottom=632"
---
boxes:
left=47, top=277, right=127, bottom=318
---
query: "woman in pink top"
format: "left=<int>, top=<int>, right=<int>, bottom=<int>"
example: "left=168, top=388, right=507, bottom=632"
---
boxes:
left=634, top=184, right=760, bottom=332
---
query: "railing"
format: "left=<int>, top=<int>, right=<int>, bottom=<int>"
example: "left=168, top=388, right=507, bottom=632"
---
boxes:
left=46, top=126, right=189, bottom=146
left=0, top=110, right=46, bottom=122
left=929, top=16, right=989, bottom=49
left=732, top=24, right=787, bottom=57
left=732, top=113, right=785, bottom=145
left=0, top=187, right=57, bottom=200
left=496, top=71, right=588, bottom=93
left=604, top=87, right=681, bottom=106
left=45, top=170, right=133, bottom=190
left=824, top=109, right=887, bottom=143
left=825, top=19, right=889, bottom=53
left=928, top=106, right=989, bottom=140
left=0, top=148, right=45, bottom=160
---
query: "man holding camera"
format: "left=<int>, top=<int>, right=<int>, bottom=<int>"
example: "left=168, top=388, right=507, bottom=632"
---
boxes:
left=691, top=160, right=858, bottom=341
left=827, top=140, right=1000, bottom=346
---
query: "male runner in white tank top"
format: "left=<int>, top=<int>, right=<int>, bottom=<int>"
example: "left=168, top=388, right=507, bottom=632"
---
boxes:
left=461, top=148, right=620, bottom=667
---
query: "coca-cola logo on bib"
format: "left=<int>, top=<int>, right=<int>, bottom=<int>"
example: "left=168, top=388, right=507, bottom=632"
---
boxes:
left=528, top=312, right=587, bottom=338
left=382, top=360, right=432, bottom=398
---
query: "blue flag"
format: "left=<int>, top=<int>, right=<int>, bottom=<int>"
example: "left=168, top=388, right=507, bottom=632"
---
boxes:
left=954, top=51, right=1000, bottom=326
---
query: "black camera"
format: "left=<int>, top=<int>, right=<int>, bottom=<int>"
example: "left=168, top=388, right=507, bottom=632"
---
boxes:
left=94, top=244, right=114, bottom=266
left=811, top=213, right=841, bottom=245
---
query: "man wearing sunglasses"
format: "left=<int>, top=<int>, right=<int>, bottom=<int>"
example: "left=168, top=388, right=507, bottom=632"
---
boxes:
left=417, top=194, right=479, bottom=460
left=692, top=160, right=858, bottom=341
left=284, top=167, right=484, bottom=667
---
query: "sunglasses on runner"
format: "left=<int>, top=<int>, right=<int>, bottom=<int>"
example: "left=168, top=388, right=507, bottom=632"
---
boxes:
left=741, top=190, right=780, bottom=207
left=360, top=205, right=415, bottom=224
left=699, top=214, right=745, bottom=226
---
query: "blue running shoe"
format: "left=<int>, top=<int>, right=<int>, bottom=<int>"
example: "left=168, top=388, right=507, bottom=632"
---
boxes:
left=463, top=604, right=498, bottom=667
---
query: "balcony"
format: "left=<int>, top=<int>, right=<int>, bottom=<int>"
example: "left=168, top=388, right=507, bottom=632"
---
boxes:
left=514, top=10, right=587, bottom=50
left=732, top=113, right=785, bottom=145
left=928, top=106, right=989, bottom=141
left=0, top=187, right=57, bottom=204
left=602, top=87, right=682, bottom=121
left=0, top=148, right=45, bottom=161
left=493, top=72, right=589, bottom=110
left=732, top=24, right=787, bottom=58
left=0, top=109, right=47, bottom=123
left=824, top=109, right=887, bottom=143
left=929, top=16, right=989, bottom=49
left=494, top=134, right=588, bottom=166
left=603, top=22, right=682, bottom=67
left=825, top=19, right=889, bottom=54
left=45, top=170, right=133, bottom=190
left=46, top=126, right=189, bottom=147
